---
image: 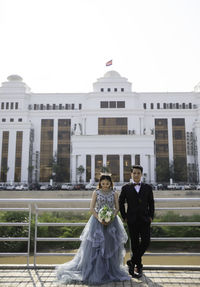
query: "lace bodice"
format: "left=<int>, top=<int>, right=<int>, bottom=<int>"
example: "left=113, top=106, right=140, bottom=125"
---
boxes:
left=95, top=189, right=115, bottom=212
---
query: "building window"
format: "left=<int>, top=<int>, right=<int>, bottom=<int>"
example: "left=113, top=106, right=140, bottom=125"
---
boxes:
left=15, top=102, right=18, bottom=109
left=182, top=103, right=185, bottom=109
left=10, top=118, right=14, bottom=122
left=114, top=88, right=117, bottom=92
left=1, top=102, right=4, bottom=109
left=151, top=103, right=154, bottom=109
left=40, top=104, right=44, bottom=110
left=100, top=101, right=108, bottom=108
left=86, top=155, right=91, bottom=182
left=121, top=88, right=124, bottom=92
left=98, top=117, right=127, bottom=135
left=11, top=102, right=14, bottom=109
left=143, top=103, right=147, bottom=109
left=170, top=103, right=173, bottom=109
left=18, top=118, right=22, bottom=122
left=59, top=104, right=62, bottom=110
left=189, top=103, right=192, bottom=109
left=117, top=101, right=125, bottom=108
left=135, top=155, right=140, bottom=165
left=157, top=103, right=160, bottom=109
left=2, top=118, right=6, bottom=122
left=6, top=102, right=9, bottom=109
left=79, top=103, right=82, bottom=110
left=53, top=104, right=56, bottom=110
left=101, top=88, right=104, bottom=92
left=110, top=101, right=116, bottom=108
left=163, top=103, right=166, bottom=109
left=107, top=88, right=111, bottom=92
left=72, top=104, right=75, bottom=110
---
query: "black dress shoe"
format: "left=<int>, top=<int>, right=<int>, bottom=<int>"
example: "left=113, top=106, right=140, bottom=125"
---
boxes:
left=135, top=266, right=143, bottom=278
left=126, top=260, right=135, bottom=277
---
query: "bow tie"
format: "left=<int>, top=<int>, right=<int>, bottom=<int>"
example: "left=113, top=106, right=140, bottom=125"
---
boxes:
left=133, top=183, right=141, bottom=186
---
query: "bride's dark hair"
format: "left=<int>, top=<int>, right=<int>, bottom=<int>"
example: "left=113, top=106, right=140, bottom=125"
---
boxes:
left=98, top=174, right=113, bottom=189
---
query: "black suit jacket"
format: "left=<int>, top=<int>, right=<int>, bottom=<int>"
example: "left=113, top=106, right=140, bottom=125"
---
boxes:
left=119, top=182, right=155, bottom=224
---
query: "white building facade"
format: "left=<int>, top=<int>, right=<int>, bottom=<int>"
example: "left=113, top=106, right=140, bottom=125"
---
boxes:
left=0, top=71, right=200, bottom=185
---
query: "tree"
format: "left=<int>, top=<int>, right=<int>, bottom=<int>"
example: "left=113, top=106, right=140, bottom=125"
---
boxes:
left=155, top=158, right=170, bottom=182
left=77, top=165, right=85, bottom=183
left=100, top=165, right=110, bottom=173
left=0, top=166, right=9, bottom=182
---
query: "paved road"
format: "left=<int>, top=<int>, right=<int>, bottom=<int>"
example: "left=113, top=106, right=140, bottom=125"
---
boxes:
left=0, top=267, right=200, bottom=287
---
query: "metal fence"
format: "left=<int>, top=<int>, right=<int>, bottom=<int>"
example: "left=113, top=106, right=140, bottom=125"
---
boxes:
left=0, top=198, right=200, bottom=267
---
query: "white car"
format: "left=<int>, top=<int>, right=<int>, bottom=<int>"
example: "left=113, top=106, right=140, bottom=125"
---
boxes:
left=40, top=185, right=49, bottom=190
left=6, top=184, right=15, bottom=190
left=196, top=185, right=200, bottom=190
left=15, top=184, right=29, bottom=191
left=61, top=183, right=73, bottom=190
left=85, top=184, right=97, bottom=190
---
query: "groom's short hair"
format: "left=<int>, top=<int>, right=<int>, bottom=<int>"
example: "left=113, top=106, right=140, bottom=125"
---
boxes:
left=131, top=165, right=143, bottom=173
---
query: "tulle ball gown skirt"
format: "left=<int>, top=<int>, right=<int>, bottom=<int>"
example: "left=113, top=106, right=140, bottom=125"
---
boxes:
left=56, top=215, right=130, bottom=285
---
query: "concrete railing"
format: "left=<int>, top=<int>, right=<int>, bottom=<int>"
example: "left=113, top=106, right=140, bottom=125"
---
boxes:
left=0, top=198, right=200, bottom=266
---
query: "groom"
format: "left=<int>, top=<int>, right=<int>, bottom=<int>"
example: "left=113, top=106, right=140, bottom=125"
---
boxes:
left=119, top=165, right=154, bottom=278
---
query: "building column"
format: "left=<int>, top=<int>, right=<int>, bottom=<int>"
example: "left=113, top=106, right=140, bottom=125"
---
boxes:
left=0, top=130, right=2, bottom=175
left=131, top=154, right=135, bottom=166
left=7, top=130, right=16, bottom=183
left=103, top=154, right=106, bottom=167
left=120, top=154, right=123, bottom=183
left=53, top=118, right=58, bottom=157
left=140, top=154, right=148, bottom=182
left=71, top=154, right=76, bottom=184
left=139, top=117, right=144, bottom=135
left=21, top=129, right=31, bottom=183
left=82, top=155, right=86, bottom=183
left=91, top=154, right=95, bottom=183
left=168, top=118, right=173, bottom=164
left=150, top=154, right=155, bottom=183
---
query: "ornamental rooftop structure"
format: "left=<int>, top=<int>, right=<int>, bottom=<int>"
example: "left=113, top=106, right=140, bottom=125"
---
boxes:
left=0, top=71, right=200, bottom=184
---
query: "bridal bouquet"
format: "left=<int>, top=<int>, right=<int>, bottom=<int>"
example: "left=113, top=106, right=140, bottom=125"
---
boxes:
left=98, top=205, right=114, bottom=223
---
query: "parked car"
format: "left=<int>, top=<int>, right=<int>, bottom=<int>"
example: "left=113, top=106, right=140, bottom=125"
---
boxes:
left=40, top=184, right=49, bottom=190
left=73, top=184, right=85, bottom=190
left=61, top=183, right=73, bottom=190
left=196, top=185, right=200, bottom=190
left=15, top=184, right=29, bottom=191
left=0, top=183, right=6, bottom=190
left=184, top=184, right=193, bottom=190
left=29, top=183, right=41, bottom=190
left=6, top=184, right=15, bottom=190
left=167, top=183, right=180, bottom=190
left=85, top=183, right=97, bottom=190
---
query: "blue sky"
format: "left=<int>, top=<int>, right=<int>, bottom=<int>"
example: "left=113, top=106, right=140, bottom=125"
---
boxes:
left=0, top=0, right=200, bottom=93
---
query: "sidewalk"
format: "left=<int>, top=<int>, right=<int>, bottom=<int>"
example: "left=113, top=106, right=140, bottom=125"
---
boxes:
left=0, top=266, right=200, bottom=287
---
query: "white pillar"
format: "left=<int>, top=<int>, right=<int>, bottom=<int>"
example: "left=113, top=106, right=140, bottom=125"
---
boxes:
left=140, top=117, right=144, bottom=135
left=21, top=129, right=31, bottom=183
left=0, top=130, right=2, bottom=174
left=7, top=130, right=16, bottom=183
left=91, top=154, right=95, bottom=183
left=168, top=118, right=173, bottom=164
left=141, top=154, right=148, bottom=182
left=53, top=119, right=58, bottom=157
left=82, top=155, right=86, bottom=183
left=131, top=154, right=135, bottom=166
left=120, top=154, right=123, bottom=183
left=71, top=154, right=76, bottom=183
left=150, top=154, right=155, bottom=183
left=103, top=154, right=106, bottom=167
